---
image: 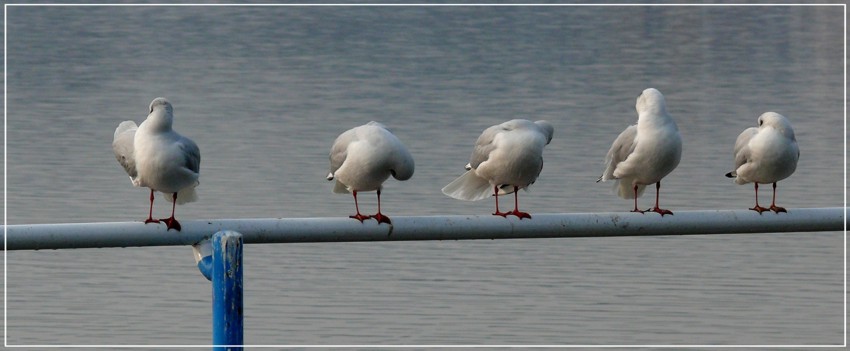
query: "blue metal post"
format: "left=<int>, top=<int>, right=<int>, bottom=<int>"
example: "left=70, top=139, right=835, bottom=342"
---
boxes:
left=195, top=231, right=244, bottom=351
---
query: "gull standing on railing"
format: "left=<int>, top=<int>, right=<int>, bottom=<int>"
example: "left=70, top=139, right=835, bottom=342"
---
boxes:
left=597, top=88, right=682, bottom=216
left=113, top=97, right=201, bottom=231
left=725, top=112, right=799, bottom=213
left=327, top=121, right=414, bottom=225
left=442, top=119, right=554, bottom=219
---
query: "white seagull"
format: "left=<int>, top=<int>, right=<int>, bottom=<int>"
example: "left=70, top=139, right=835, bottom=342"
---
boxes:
left=113, top=97, right=200, bottom=231
left=725, top=112, right=799, bottom=213
left=327, top=121, right=414, bottom=224
left=596, top=88, right=682, bottom=216
left=442, top=119, right=554, bottom=219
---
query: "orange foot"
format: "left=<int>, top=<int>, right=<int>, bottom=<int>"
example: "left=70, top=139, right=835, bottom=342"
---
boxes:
left=769, top=205, right=787, bottom=213
left=508, top=210, right=532, bottom=219
left=371, top=213, right=392, bottom=225
left=161, top=217, right=181, bottom=231
left=650, top=207, right=673, bottom=216
left=749, top=205, right=770, bottom=214
left=350, top=213, right=370, bottom=222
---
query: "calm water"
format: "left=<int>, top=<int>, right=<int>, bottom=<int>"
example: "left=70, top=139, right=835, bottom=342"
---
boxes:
left=5, top=5, right=845, bottom=346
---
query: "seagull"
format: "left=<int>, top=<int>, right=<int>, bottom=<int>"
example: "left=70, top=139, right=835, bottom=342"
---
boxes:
left=725, top=112, right=799, bottom=214
left=114, top=97, right=200, bottom=231
left=327, top=121, right=414, bottom=225
left=442, top=119, right=554, bottom=219
left=596, top=88, right=682, bottom=216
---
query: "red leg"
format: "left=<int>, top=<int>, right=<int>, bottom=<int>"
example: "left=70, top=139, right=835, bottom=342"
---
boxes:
left=631, top=184, right=646, bottom=214
left=371, top=189, right=392, bottom=224
left=144, top=189, right=160, bottom=224
left=349, top=190, right=370, bottom=222
left=492, top=185, right=508, bottom=217
left=162, top=192, right=182, bottom=231
left=769, top=182, right=786, bottom=213
left=749, top=182, right=769, bottom=214
left=508, top=186, right=531, bottom=219
left=650, top=181, right=673, bottom=216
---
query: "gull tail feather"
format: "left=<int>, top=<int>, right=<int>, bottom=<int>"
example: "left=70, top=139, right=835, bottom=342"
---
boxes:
left=442, top=171, right=492, bottom=201
left=165, top=185, right=198, bottom=205
left=332, top=180, right=350, bottom=194
left=614, top=178, right=645, bottom=199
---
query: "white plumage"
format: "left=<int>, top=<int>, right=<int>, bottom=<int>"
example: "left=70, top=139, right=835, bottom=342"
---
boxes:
left=442, top=119, right=553, bottom=219
left=597, top=88, right=682, bottom=215
left=114, top=97, right=200, bottom=231
left=725, top=112, right=799, bottom=213
left=327, top=121, right=414, bottom=224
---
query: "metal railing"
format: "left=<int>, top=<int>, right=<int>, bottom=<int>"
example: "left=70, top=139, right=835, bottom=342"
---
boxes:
left=4, top=207, right=845, bottom=349
left=5, top=207, right=844, bottom=251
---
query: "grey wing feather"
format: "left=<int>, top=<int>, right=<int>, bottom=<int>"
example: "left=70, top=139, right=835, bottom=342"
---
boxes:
left=469, top=124, right=507, bottom=169
left=180, top=136, right=201, bottom=174
left=733, top=127, right=758, bottom=170
left=112, top=121, right=138, bottom=182
left=598, top=125, right=637, bottom=182
left=328, top=130, right=353, bottom=179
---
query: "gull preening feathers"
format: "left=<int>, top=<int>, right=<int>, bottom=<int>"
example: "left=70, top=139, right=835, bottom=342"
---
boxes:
left=725, top=112, right=799, bottom=213
left=113, top=97, right=200, bottom=231
left=442, top=119, right=554, bottom=219
left=597, top=88, right=682, bottom=216
left=327, top=121, right=414, bottom=224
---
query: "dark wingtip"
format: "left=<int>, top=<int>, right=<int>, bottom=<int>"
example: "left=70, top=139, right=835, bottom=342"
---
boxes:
left=724, top=172, right=734, bottom=178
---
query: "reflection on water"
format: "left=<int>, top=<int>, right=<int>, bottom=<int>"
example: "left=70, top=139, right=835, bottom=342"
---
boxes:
left=5, top=5, right=844, bottom=345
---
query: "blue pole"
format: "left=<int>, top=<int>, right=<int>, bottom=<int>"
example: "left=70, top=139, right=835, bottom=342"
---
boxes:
left=196, top=231, right=244, bottom=351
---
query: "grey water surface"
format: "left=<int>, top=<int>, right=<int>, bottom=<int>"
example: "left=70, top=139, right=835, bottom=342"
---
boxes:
left=4, top=5, right=844, bottom=347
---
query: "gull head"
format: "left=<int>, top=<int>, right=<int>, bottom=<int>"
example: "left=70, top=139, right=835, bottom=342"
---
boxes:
left=758, top=112, right=796, bottom=140
left=534, top=120, right=554, bottom=145
left=145, top=97, right=175, bottom=131
left=149, top=97, right=173, bottom=114
left=636, top=88, right=668, bottom=117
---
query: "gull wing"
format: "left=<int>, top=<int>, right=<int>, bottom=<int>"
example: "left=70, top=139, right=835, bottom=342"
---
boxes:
left=469, top=123, right=511, bottom=169
left=112, top=121, right=139, bottom=185
left=733, top=127, right=758, bottom=171
left=597, top=124, right=637, bottom=182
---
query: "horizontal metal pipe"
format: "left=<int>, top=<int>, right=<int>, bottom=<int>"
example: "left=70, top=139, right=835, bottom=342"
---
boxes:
left=4, top=207, right=845, bottom=251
